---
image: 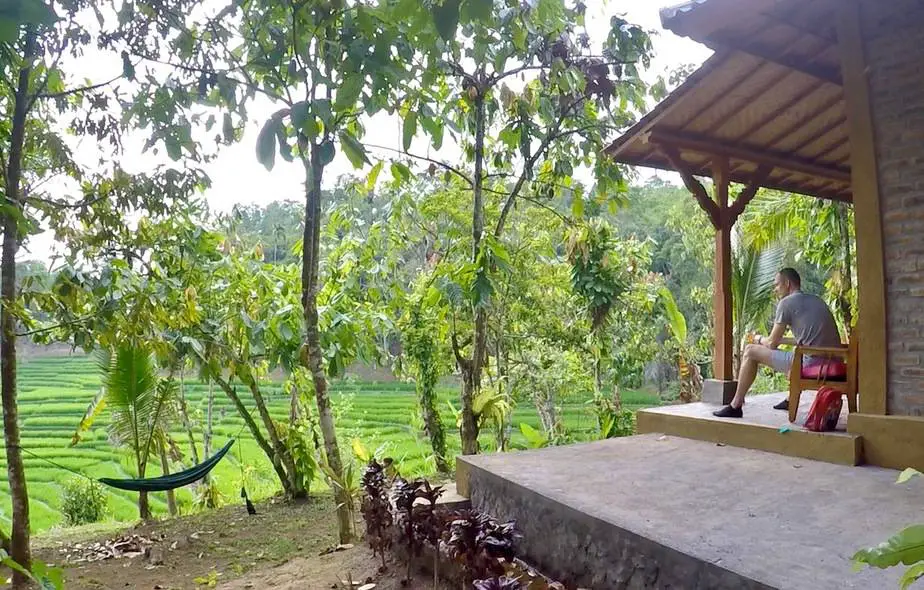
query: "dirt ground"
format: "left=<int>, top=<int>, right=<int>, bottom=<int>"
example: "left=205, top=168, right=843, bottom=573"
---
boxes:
left=30, top=496, right=454, bottom=590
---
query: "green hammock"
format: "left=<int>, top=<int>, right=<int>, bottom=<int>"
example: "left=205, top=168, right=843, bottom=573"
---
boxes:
left=98, top=439, right=235, bottom=492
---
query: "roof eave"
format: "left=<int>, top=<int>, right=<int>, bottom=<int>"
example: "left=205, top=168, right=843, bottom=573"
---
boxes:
left=659, top=0, right=711, bottom=32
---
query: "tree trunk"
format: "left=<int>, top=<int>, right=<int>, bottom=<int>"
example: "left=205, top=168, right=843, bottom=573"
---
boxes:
left=460, top=365, right=480, bottom=455
left=302, top=145, right=351, bottom=543
left=418, top=378, right=449, bottom=474
left=159, top=443, right=177, bottom=517
left=495, top=336, right=510, bottom=452
left=289, top=383, right=299, bottom=424
left=138, top=490, right=151, bottom=521
left=245, top=379, right=305, bottom=498
left=204, top=381, right=213, bottom=455
left=460, top=92, right=487, bottom=456
left=2, top=31, right=36, bottom=588
left=204, top=380, right=213, bottom=477
left=177, top=369, right=201, bottom=469
left=213, top=375, right=293, bottom=495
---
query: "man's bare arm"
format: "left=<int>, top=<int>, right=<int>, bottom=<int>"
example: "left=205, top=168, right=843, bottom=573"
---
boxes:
left=761, top=323, right=789, bottom=349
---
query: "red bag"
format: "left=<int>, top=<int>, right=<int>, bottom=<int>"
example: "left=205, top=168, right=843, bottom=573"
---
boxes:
left=803, top=386, right=843, bottom=432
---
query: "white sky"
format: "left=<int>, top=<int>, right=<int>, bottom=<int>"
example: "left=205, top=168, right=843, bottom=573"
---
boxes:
left=24, top=1, right=711, bottom=263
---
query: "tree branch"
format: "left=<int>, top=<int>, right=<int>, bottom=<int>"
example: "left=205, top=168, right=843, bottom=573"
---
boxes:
left=16, top=316, right=93, bottom=338
left=25, top=193, right=107, bottom=211
left=365, top=143, right=473, bottom=187
left=34, top=70, right=128, bottom=102
left=494, top=97, right=587, bottom=238
left=492, top=59, right=637, bottom=84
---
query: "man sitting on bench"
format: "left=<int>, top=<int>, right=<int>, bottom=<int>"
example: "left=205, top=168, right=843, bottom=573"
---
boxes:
left=713, top=268, right=842, bottom=418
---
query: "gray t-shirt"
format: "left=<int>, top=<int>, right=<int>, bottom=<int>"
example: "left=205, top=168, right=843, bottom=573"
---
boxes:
left=774, top=291, right=842, bottom=348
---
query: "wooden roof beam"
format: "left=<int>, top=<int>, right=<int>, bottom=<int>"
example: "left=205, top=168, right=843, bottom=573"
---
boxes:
left=728, top=165, right=774, bottom=223
left=657, top=144, right=721, bottom=229
left=705, top=34, right=842, bottom=85
left=648, top=128, right=851, bottom=183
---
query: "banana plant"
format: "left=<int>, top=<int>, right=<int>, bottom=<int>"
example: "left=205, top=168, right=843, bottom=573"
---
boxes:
left=658, top=287, right=702, bottom=403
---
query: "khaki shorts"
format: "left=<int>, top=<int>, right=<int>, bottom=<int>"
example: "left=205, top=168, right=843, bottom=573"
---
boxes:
left=769, top=350, right=795, bottom=373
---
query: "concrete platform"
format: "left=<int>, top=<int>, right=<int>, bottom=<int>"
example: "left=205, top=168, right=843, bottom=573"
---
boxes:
left=638, top=392, right=863, bottom=466
left=458, top=434, right=917, bottom=589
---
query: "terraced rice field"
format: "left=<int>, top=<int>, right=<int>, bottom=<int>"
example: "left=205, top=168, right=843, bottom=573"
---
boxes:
left=0, top=355, right=660, bottom=534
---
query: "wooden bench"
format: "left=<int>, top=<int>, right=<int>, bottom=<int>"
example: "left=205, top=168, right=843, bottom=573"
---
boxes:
left=787, top=333, right=858, bottom=423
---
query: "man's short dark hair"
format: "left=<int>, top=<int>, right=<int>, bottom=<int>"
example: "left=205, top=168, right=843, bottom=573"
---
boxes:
left=779, top=267, right=801, bottom=288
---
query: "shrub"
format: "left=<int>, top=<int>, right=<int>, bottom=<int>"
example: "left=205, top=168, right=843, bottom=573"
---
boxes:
left=598, top=407, right=636, bottom=439
left=61, top=477, right=107, bottom=526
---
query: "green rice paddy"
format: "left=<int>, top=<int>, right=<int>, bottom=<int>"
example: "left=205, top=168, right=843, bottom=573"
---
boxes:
left=0, top=355, right=660, bottom=534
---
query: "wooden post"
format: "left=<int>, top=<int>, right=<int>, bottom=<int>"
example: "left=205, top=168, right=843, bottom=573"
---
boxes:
left=713, top=158, right=734, bottom=381
left=837, top=2, right=888, bottom=415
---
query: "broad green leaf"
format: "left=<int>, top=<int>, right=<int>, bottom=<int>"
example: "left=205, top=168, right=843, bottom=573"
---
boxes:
left=121, top=50, right=135, bottom=80
left=402, top=112, right=417, bottom=152
left=222, top=113, right=234, bottom=143
left=1, top=553, right=32, bottom=580
left=165, top=135, right=182, bottom=160
left=853, top=525, right=924, bottom=569
left=45, top=68, right=64, bottom=94
left=318, top=140, right=336, bottom=166
left=352, top=438, right=371, bottom=462
left=334, top=74, right=363, bottom=111
left=571, top=192, right=584, bottom=219
left=659, top=287, right=687, bottom=342
left=0, top=0, right=58, bottom=42
left=901, top=562, right=924, bottom=590
left=18, top=0, right=58, bottom=24
left=366, top=161, right=383, bottom=191
left=70, top=387, right=107, bottom=447
left=471, top=268, right=493, bottom=307
left=433, top=0, right=461, bottom=41
left=519, top=423, right=548, bottom=449
left=182, top=336, right=205, bottom=359
left=424, top=285, right=441, bottom=306
left=313, top=99, right=332, bottom=125
left=0, top=20, right=16, bottom=42
left=898, top=468, right=923, bottom=484
left=291, top=101, right=310, bottom=132
left=256, top=118, right=278, bottom=171
left=338, top=131, right=369, bottom=168
left=463, top=0, right=493, bottom=22
left=391, top=162, right=411, bottom=183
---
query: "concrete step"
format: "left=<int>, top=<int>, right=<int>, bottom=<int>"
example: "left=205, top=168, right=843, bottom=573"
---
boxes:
left=637, top=394, right=863, bottom=467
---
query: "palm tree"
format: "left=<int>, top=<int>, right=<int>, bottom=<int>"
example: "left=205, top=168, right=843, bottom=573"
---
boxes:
left=741, top=191, right=856, bottom=333
left=731, top=229, right=785, bottom=373
left=101, top=344, right=178, bottom=519
left=73, top=343, right=177, bottom=520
